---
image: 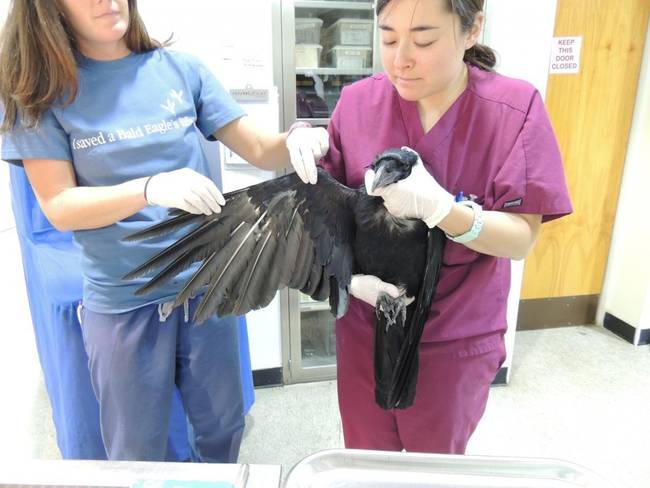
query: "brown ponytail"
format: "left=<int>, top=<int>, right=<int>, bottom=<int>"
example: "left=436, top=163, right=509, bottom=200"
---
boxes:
left=464, top=43, right=496, bottom=72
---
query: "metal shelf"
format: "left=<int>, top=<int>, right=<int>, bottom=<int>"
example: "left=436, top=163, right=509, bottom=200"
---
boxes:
left=300, top=300, right=331, bottom=312
left=295, top=1, right=374, bottom=11
left=296, top=67, right=373, bottom=76
left=296, top=117, right=331, bottom=126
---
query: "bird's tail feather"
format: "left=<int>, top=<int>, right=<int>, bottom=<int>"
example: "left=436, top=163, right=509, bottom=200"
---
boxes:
left=388, top=228, right=446, bottom=409
left=374, top=304, right=410, bottom=409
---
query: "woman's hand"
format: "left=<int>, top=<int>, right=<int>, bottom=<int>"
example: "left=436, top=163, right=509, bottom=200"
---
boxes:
left=349, top=274, right=413, bottom=307
left=285, top=125, right=329, bottom=184
left=145, top=168, right=225, bottom=215
left=366, top=146, right=454, bottom=228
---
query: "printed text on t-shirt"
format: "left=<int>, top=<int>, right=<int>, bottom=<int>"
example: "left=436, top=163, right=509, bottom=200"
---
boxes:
left=71, top=115, right=194, bottom=150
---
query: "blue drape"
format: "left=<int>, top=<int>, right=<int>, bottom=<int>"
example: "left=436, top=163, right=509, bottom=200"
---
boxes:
left=9, top=165, right=254, bottom=460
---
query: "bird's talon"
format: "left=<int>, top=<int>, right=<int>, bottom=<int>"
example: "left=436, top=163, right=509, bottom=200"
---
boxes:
left=375, top=292, right=408, bottom=331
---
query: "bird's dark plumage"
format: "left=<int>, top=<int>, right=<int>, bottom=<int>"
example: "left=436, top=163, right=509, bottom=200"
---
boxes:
left=123, top=148, right=445, bottom=409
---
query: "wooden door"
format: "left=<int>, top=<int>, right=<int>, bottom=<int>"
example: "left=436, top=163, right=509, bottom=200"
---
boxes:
left=519, top=0, right=650, bottom=326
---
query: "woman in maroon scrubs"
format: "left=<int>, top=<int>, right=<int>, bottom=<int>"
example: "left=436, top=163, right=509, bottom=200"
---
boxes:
left=320, top=0, right=572, bottom=453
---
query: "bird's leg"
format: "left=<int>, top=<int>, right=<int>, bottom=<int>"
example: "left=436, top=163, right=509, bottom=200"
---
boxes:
left=375, top=292, right=408, bottom=331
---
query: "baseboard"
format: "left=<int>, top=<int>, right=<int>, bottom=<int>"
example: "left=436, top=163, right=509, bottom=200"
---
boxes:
left=252, top=367, right=283, bottom=388
left=517, top=295, right=598, bottom=330
left=492, top=366, right=508, bottom=385
left=641, top=329, right=650, bottom=345
left=255, top=365, right=510, bottom=390
left=604, top=312, right=650, bottom=346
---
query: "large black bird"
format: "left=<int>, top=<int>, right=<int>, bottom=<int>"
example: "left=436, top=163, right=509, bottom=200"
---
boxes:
left=123, top=148, right=446, bottom=409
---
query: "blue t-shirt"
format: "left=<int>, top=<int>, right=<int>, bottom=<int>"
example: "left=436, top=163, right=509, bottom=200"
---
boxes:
left=1, top=49, right=245, bottom=313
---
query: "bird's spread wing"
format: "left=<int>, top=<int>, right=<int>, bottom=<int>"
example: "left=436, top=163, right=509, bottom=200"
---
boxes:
left=123, top=168, right=357, bottom=323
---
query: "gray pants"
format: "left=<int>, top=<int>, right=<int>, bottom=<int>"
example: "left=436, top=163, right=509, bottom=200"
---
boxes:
left=79, top=297, right=244, bottom=462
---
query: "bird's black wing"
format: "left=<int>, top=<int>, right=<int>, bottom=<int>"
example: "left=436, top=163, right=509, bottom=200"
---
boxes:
left=123, top=168, right=357, bottom=324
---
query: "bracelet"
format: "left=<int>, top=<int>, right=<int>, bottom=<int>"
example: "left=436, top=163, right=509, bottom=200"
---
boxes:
left=446, top=200, right=484, bottom=243
left=143, top=175, right=154, bottom=205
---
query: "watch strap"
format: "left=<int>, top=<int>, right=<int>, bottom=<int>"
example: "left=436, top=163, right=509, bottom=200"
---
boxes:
left=446, top=200, right=484, bottom=243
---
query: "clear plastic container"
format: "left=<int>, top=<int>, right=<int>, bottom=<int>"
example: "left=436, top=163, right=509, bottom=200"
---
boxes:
left=328, top=45, right=372, bottom=69
left=324, top=18, right=374, bottom=46
left=296, top=17, right=324, bottom=44
left=295, top=44, right=322, bottom=68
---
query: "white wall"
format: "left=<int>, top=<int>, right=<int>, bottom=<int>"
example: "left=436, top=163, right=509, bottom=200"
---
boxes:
left=483, top=0, right=558, bottom=97
left=482, top=0, right=559, bottom=378
left=596, top=17, right=650, bottom=341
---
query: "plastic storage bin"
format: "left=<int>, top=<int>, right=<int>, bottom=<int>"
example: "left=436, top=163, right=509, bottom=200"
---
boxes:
left=328, top=45, right=372, bottom=69
left=296, top=18, right=324, bottom=44
left=324, top=18, right=374, bottom=46
left=295, top=44, right=322, bottom=68
left=296, top=89, right=330, bottom=119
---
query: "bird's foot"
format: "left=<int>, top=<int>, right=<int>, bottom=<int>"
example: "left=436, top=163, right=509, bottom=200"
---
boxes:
left=376, top=292, right=408, bottom=331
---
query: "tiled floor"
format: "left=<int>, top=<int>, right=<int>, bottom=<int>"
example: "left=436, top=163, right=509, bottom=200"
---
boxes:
left=14, top=325, right=650, bottom=488
left=238, top=325, right=650, bottom=487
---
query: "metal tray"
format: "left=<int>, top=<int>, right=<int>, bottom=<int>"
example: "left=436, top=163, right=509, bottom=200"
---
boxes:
left=283, top=449, right=618, bottom=488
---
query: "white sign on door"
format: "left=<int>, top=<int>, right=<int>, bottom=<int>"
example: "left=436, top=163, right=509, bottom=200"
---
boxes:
left=550, top=36, right=583, bottom=74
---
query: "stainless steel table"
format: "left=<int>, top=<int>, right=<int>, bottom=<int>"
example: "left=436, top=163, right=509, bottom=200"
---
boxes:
left=0, top=459, right=281, bottom=488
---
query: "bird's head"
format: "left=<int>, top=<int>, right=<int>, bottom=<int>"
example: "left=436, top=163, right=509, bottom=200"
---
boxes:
left=367, top=148, right=419, bottom=192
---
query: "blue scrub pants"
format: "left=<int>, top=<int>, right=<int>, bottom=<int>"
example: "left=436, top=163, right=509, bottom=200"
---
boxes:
left=79, top=296, right=244, bottom=462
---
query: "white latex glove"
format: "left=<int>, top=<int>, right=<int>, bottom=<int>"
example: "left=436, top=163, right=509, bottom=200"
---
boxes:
left=366, top=146, right=454, bottom=228
left=145, top=168, right=225, bottom=215
left=286, top=125, right=329, bottom=184
left=349, top=274, right=414, bottom=307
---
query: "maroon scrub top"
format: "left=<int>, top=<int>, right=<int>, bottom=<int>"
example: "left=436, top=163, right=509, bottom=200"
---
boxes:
left=320, top=64, right=573, bottom=343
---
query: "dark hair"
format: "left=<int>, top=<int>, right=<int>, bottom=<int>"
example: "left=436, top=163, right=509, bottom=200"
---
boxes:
left=376, top=0, right=496, bottom=72
left=0, top=0, right=170, bottom=131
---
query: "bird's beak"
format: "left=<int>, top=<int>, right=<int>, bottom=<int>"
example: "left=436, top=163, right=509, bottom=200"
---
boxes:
left=371, top=166, right=395, bottom=192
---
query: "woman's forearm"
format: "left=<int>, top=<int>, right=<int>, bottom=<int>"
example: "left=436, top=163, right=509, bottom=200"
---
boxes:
left=438, top=204, right=542, bottom=260
left=41, top=178, right=149, bottom=231
left=245, top=130, right=291, bottom=170
left=215, top=116, right=291, bottom=171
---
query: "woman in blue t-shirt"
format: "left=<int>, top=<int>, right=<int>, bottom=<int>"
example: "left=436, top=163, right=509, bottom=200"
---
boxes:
left=0, top=0, right=326, bottom=462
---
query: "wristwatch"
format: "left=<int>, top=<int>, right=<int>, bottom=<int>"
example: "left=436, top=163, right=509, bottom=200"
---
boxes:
left=446, top=200, right=484, bottom=243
